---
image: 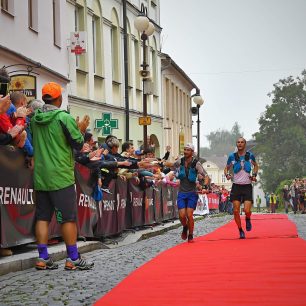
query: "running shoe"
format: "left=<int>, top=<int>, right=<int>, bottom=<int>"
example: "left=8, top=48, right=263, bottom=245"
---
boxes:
left=188, top=234, right=194, bottom=243
left=239, top=230, right=245, bottom=239
left=35, top=257, right=59, bottom=270
left=65, top=255, right=94, bottom=270
left=181, top=225, right=188, bottom=240
left=246, top=218, right=252, bottom=231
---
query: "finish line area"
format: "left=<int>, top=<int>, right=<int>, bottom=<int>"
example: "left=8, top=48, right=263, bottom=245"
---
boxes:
left=95, top=214, right=306, bottom=306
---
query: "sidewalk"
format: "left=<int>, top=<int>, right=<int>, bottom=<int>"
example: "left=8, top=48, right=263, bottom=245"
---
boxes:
left=0, top=217, right=197, bottom=276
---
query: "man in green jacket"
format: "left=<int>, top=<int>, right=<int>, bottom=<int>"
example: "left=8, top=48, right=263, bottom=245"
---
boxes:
left=31, top=82, right=93, bottom=270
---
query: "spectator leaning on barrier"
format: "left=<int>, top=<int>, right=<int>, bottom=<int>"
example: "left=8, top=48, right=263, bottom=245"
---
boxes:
left=0, top=95, right=24, bottom=145
left=30, top=82, right=93, bottom=271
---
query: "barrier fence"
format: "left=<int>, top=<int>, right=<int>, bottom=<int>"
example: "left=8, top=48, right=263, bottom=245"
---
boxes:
left=0, top=146, right=219, bottom=248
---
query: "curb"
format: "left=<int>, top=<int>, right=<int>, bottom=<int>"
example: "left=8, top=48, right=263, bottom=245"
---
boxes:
left=0, top=216, right=205, bottom=276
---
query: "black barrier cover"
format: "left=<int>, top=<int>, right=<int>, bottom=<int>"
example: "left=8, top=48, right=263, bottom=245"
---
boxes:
left=128, top=180, right=144, bottom=227
left=95, top=180, right=118, bottom=237
left=116, top=178, right=127, bottom=233
left=144, top=188, right=155, bottom=225
left=0, top=145, right=180, bottom=247
left=0, top=147, right=36, bottom=248
left=75, top=163, right=98, bottom=238
left=153, top=185, right=163, bottom=222
left=172, top=187, right=179, bottom=219
left=161, top=185, right=174, bottom=221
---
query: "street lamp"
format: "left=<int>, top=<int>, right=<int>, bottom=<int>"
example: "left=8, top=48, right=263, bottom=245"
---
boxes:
left=192, top=91, right=204, bottom=159
left=134, top=4, right=155, bottom=150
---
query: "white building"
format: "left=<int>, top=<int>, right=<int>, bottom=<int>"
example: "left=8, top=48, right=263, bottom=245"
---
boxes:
left=161, top=53, right=199, bottom=159
left=66, top=0, right=164, bottom=151
left=0, top=0, right=69, bottom=106
left=203, top=156, right=231, bottom=190
left=0, top=0, right=201, bottom=157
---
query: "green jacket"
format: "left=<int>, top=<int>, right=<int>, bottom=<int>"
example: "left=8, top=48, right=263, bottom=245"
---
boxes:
left=30, top=106, right=83, bottom=191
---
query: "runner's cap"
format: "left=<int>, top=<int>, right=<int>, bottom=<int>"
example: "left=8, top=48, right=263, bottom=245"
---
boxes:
left=184, top=143, right=195, bottom=151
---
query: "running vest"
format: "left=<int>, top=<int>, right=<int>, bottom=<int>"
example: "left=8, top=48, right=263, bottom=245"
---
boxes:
left=178, top=157, right=198, bottom=182
left=233, top=151, right=252, bottom=174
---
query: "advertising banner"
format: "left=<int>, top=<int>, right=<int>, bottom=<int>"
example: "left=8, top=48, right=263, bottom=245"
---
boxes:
left=128, top=180, right=144, bottom=227
left=172, top=187, right=179, bottom=218
left=0, top=147, right=35, bottom=248
left=144, top=188, right=155, bottom=225
left=116, top=178, right=127, bottom=233
left=153, top=185, right=163, bottom=223
left=94, top=180, right=117, bottom=237
left=74, top=163, right=98, bottom=238
left=161, top=185, right=174, bottom=221
left=207, top=193, right=219, bottom=210
left=194, top=194, right=210, bottom=215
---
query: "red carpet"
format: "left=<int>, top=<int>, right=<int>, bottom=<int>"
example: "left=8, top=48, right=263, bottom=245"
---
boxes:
left=95, top=214, right=306, bottom=306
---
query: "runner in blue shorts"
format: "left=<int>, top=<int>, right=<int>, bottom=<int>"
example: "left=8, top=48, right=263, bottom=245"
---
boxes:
left=165, top=143, right=209, bottom=242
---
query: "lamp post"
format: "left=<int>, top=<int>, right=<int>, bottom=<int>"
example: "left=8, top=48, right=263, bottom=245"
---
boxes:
left=192, top=91, right=204, bottom=159
left=134, top=4, right=155, bottom=150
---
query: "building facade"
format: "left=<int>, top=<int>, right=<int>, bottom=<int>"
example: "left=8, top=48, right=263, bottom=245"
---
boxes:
left=0, top=0, right=69, bottom=105
left=203, top=156, right=231, bottom=190
left=0, top=0, right=201, bottom=159
left=161, top=53, right=199, bottom=160
left=66, top=0, right=163, bottom=152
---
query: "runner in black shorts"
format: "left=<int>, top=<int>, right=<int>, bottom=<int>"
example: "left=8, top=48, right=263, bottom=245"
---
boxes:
left=224, top=137, right=259, bottom=239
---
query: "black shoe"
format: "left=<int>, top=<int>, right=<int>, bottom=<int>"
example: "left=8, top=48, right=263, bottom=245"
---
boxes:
left=188, top=234, right=194, bottom=243
left=246, top=218, right=252, bottom=231
left=181, top=225, right=188, bottom=240
left=239, top=230, right=245, bottom=239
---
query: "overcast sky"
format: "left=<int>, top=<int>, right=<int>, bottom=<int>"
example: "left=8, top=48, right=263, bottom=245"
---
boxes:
left=160, top=0, right=306, bottom=147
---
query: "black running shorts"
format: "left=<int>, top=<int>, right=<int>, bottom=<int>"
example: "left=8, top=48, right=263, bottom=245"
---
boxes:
left=230, top=183, right=253, bottom=203
left=35, top=184, right=77, bottom=224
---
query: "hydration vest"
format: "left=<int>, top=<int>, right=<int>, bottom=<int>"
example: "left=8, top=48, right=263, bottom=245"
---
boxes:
left=233, top=151, right=252, bottom=174
left=178, top=157, right=198, bottom=182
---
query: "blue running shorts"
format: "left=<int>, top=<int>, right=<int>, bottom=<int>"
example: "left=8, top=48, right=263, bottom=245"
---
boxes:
left=177, top=192, right=198, bottom=210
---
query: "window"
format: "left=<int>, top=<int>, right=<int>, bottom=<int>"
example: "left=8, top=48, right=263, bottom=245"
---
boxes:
left=134, top=39, right=141, bottom=89
left=92, top=18, right=96, bottom=74
left=52, top=0, right=61, bottom=47
left=28, top=0, right=33, bottom=27
left=92, top=0, right=103, bottom=76
left=111, top=9, right=121, bottom=82
left=74, top=4, right=86, bottom=70
left=1, top=0, right=8, bottom=10
left=222, top=174, right=226, bottom=183
left=1, top=0, right=14, bottom=15
left=28, top=0, right=38, bottom=31
left=111, top=25, right=119, bottom=81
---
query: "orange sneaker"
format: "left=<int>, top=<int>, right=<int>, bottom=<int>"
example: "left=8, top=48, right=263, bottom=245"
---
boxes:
left=65, top=255, right=94, bottom=271
left=35, top=257, right=58, bottom=270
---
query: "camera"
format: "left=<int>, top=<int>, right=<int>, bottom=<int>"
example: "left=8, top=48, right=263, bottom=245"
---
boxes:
left=0, top=83, right=9, bottom=97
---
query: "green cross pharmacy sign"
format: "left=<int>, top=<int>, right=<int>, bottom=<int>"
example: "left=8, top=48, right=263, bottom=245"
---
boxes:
left=95, top=113, right=118, bottom=136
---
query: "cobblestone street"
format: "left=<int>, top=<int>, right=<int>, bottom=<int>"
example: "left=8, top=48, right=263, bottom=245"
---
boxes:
left=0, top=215, right=231, bottom=306
left=0, top=213, right=305, bottom=306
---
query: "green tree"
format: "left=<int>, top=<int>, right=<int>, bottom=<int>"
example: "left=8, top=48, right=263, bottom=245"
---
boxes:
left=200, top=122, right=243, bottom=157
left=254, top=71, right=306, bottom=192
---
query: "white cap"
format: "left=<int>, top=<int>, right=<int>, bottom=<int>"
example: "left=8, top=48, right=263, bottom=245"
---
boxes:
left=184, top=143, right=195, bottom=151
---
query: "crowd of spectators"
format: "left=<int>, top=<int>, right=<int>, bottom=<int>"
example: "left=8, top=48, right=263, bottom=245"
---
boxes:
left=264, top=177, right=306, bottom=214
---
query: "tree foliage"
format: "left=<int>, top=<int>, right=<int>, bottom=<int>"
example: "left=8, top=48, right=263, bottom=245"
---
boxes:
left=254, top=70, right=306, bottom=192
left=200, top=122, right=243, bottom=157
